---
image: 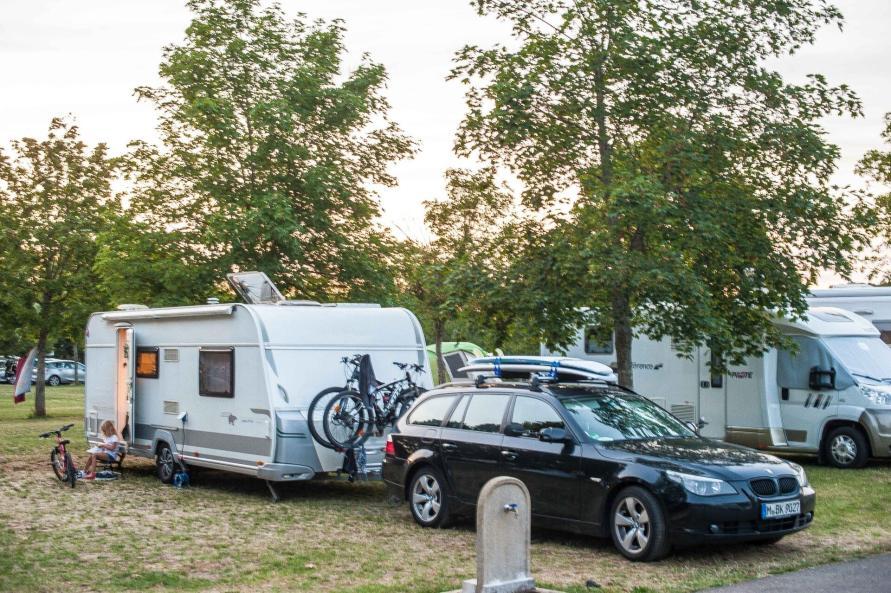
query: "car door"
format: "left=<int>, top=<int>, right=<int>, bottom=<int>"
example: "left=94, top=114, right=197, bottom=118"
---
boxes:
left=777, top=336, right=839, bottom=449
left=501, top=395, right=582, bottom=521
left=439, top=392, right=511, bottom=504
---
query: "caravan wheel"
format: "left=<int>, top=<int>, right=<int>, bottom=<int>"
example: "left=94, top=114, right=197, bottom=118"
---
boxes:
left=156, top=444, right=176, bottom=484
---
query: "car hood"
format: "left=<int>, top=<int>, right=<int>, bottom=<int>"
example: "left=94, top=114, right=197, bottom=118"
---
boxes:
left=596, top=437, right=794, bottom=480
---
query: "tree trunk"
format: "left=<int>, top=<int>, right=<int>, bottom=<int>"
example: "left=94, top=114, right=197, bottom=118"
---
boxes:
left=34, top=329, right=48, bottom=418
left=611, top=289, right=634, bottom=390
left=434, top=319, right=448, bottom=385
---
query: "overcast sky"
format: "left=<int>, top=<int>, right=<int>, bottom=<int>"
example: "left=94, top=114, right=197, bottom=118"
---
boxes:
left=1, top=0, right=889, bottom=247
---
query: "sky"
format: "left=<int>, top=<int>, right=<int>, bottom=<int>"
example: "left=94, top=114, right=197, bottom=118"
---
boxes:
left=1, top=1, right=889, bottom=254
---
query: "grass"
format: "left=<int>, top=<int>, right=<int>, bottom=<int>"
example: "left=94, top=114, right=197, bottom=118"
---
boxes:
left=1, top=385, right=889, bottom=593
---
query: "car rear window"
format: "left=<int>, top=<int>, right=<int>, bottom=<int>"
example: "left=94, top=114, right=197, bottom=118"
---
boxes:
left=460, top=394, right=511, bottom=433
left=408, top=395, right=458, bottom=427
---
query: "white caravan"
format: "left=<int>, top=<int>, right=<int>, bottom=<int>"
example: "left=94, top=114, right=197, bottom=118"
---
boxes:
left=808, top=285, right=891, bottom=343
left=84, top=273, right=431, bottom=489
left=542, top=307, right=891, bottom=468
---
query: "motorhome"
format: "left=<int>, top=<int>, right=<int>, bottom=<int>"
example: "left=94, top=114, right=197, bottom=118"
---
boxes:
left=808, top=285, right=891, bottom=343
left=84, top=273, right=431, bottom=490
left=542, top=307, right=891, bottom=468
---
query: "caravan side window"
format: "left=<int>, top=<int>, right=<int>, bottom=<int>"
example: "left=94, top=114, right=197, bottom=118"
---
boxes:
left=199, top=349, right=234, bottom=398
left=136, top=348, right=159, bottom=379
left=584, top=327, right=613, bottom=354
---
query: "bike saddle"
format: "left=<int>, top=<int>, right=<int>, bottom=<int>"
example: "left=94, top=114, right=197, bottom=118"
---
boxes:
left=60, top=439, right=70, bottom=446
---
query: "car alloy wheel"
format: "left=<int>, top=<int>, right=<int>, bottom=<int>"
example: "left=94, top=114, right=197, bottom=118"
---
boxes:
left=830, top=434, right=857, bottom=466
left=614, top=496, right=651, bottom=555
left=412, top=473, right=442, bottom=523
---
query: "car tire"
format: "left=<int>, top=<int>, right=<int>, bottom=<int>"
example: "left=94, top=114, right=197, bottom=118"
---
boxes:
left=823, top=426, right=869, bottom=469
left=408, top=466, right=451, bottom=528
left=609, top=485, right=671, bottom=562
left=156, top=443, right=177, bottom=484
left=47, top=375, right=61, bottom=386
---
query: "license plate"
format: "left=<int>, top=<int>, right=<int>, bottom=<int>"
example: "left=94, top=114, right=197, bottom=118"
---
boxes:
left=761, top=500, right=800, bottom=519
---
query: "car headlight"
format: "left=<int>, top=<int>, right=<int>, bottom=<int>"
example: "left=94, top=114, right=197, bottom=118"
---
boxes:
left=859, top=385, right=891, bottom=406
left=788, top=462, right=809, bottom=487
left=666, top=470, right=736, bottom=496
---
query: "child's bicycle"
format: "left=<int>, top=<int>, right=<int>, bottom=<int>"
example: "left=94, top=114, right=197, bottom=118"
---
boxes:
left=39, top=424, right=77, bottom=488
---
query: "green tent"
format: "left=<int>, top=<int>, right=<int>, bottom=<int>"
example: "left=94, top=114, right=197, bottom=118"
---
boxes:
left=426, top=342, right=488, bottom=384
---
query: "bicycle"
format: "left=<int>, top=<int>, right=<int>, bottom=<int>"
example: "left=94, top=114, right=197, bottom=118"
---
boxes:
left=40, top=423, right=77, bottom=488
left=322, top=360, right=426, bottom=450
left=306, top=355, right=365, bottom=449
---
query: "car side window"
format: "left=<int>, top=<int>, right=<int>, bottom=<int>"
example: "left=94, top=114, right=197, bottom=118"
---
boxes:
left=461, top=394, right=511, bottom=433
left=510, top=396, right=564, bottom=438
left=446, top=394, right=471, bottom=428
left=408, top=395, right=457, bottom=427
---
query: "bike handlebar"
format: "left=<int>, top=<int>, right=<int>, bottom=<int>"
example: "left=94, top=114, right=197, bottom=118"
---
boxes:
left=393, top=362, right=425, bottom=374
left=38, top=423, right=74, bottom=438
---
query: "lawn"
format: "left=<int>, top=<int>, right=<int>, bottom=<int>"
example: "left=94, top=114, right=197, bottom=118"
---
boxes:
left=1, top=385, right=889, bottom=593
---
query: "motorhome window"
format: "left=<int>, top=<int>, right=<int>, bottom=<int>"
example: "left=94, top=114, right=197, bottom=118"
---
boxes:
left=710, top=350, right=723, bottom=388
left=777, top=336, right=853, bottom=390
left=199, top=349, right=234, bottom=398
left=461, top=394, right=511, bottom=433
left=584, top=328, right=613, bottom=354
left=510, top=397, right=564, bottom=438
left=823, top=336, right=891, bottom=385
left=136, top=348, right=159, bottom=379
left=408, top=395, right=457, bottom=427
left=557, top=389, right=694, bottom=441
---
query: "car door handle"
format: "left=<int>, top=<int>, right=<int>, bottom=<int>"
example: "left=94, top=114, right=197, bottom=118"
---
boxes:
left=501, top=450, right=518, bottom=461
left=441, top=443, right=457, bottom=451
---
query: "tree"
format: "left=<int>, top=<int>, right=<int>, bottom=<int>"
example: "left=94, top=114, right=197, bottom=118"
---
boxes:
left=453, top=0, right=869, bottom=387
left=858, top=112, right=891, bottom=276
left=0, top=118, right=116, bottom=415
left=102, top=0, right=414, bottom=306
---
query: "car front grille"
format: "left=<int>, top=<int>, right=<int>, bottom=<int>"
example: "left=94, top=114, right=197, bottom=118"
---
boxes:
left=778, top=477, right=798, bottom=494
left=750, top=478, right=777, bottom=496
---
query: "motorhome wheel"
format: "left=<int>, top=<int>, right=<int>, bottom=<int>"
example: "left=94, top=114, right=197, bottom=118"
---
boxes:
left=824, top=426, right=869, bottom=469
left=156, top=444, right=177, bottom=484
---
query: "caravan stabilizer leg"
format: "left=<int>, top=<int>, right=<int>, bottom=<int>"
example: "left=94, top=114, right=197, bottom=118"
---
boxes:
left=266, top=480, right=280, bottom=503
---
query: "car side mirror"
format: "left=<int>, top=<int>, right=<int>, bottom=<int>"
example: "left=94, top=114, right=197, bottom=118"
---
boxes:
left=539, top=427, right=570, bottom=444
left=504, top=422, right=525, bottom=438
left=809, top=367, right=835, bottom=391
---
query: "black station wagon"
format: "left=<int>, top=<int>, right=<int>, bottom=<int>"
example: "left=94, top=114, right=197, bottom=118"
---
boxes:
left=383, top=379, right=815, bottom=561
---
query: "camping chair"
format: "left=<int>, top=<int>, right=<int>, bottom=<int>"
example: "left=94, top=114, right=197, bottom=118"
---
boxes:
left=96, top=442, right=127, bottom=480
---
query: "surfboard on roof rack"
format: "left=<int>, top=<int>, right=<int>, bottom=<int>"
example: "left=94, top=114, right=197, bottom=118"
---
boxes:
left=459, top=355, right=617, bottom=383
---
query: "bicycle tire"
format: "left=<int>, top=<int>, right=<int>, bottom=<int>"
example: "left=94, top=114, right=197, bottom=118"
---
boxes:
left=307, top=386, right=347, bottom=449
left=322, top=390, right=371, bottom=450
left=50, top=448, right=66, bottom=482
left=65, top=452, right=77, bottom=488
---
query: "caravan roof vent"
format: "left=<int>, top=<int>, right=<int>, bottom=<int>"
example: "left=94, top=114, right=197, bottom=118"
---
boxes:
left=117, top=304, right=148, bottom=311
left=207, top=297, right=220, bottom=305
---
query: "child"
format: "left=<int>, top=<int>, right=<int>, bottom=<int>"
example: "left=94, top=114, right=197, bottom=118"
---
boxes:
left=80, top=420, right=121, bottom=480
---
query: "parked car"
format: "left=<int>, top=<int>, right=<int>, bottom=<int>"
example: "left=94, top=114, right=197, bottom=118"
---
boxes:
left=384, top=377, right=814, bottom=561
left=32, top=360, right=86, bottom=386
left=4, top=357, right=18, bottom=383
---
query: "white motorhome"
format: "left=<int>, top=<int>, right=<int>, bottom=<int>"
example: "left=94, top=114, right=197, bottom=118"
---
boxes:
left=542, top=307, right=891, bottom=468
left=84, top=273, right=431, bottom=491
left=808, top=285, right=891, bottom=343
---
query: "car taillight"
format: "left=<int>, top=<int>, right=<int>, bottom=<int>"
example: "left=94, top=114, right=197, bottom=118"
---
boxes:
left=385, top=436, right=395, bottom=457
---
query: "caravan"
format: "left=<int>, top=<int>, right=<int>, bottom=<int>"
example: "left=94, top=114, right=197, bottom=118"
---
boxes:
left=84, top=273, right=431, bottom=488
left=808, top=285, right=891, bottom=343
left=543, top=307, right=891, bottom=468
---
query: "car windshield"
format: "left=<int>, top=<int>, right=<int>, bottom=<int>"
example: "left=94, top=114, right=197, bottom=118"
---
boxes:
left=823, top=336, right=891, bottom=383
left=554, top=387, right=695, bottom=442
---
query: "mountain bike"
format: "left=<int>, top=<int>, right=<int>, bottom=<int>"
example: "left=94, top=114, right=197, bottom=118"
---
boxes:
left=40, top=423, right=77, bottom=488
left=306, top=355, right=364, bottom=449
left=322, top=360, right=425, bottom=450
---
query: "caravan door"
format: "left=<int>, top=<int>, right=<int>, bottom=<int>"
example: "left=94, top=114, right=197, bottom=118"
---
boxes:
left=114, top=325, right=136, bottom=444
left=697, top=348, right=727, bottom=439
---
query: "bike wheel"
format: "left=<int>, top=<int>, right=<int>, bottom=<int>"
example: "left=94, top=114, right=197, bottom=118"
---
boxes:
left=395, top=387, right=425, bottom=420
left=322, top=390, right=370, bottom=450
left=65, top=453, right=77, bottom=488
left=50, top=448, right=67, bottom=482
left=307, top=386, right=346, bottom=449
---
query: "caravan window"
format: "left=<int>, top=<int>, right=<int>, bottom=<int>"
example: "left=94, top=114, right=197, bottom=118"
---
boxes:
left=136, top=348, right=159, bottom=379
left=584, top=328, right=613, bottom=354
left=199, top=349, right=234, bottom=398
